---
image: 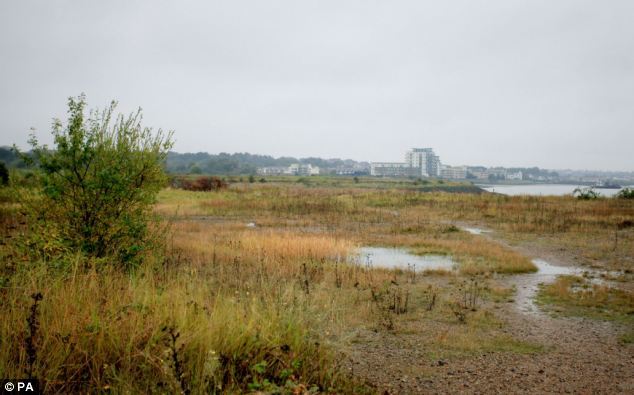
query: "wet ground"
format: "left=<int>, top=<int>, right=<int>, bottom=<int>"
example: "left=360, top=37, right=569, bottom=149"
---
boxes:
left=346, top=225, right=634, bottom=394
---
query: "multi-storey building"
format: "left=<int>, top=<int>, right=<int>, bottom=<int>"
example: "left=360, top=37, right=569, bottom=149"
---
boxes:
left=405, top=148, right=441, bottom=177
left=370, top=148, right=441, bottom=177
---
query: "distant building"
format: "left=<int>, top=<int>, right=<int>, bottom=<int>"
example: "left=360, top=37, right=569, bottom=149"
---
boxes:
left=287, top=163, right=320, bottom=176
left=440, top=165, right=467, bottom=179
left=505, top=171, right=523, bottom=181
left=405, top=148, right=441, bottom=177
left=485, top=168, right=507, bottom=180
left=256, top=166, right=287, bottom=176
left=470, top=171, right=489, bottom=180
left=335, top=164, right=369, bottom=175
left=370, top=162, right=419, bottom=177
left=257, top=163, right=319, bottom=176
left=370, top=148, right=441, bottom=177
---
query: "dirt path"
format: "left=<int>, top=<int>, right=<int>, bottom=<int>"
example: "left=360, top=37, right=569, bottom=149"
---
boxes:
left=346, top=227, right=634, bottom=394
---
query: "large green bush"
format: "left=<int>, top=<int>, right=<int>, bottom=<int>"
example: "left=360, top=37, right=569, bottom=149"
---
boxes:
left=21, top=95, right=173, bottom=268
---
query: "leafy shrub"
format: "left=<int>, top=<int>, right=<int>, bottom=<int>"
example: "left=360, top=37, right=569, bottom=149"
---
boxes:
left=18, top=95, right=173, bottom=268
left=616, top=187, right=634, bottom=199
left=573, top=187, right=600, bottom=200
left=172, top=176, right=227, bottom=191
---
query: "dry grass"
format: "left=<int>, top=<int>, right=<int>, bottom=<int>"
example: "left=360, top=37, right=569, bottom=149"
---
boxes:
left=0, top=257, right=365, bottom=393
left=410, top=238, right=536, bottom=274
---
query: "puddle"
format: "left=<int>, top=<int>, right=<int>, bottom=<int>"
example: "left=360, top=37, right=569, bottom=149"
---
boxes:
left=510, top=259, right=582, bottom=315
left=461, top=227, right=491, bottom=235
left=531, top=259, right=580, bottom=276
left=352, top=247, right=456, bottom=271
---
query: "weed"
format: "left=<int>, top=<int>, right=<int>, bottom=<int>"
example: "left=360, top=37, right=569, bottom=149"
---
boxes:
left=334, top=256, right=342, bottom=288
left=450, top=303, right=466, bottom=324
left=26, top=292, right=43, bottom=378
left=407, top=263, right=417, bottom=284
left=422, top=285, right=437, bottom=311
left=301, top=262, right=310, bottom=295
left=370, top=287, right=395, bottom=330
left=460, top=278, right=482, bottom=311
left=162, top=325, right=190, bottom=395
left=389, top=286, right=409, bottom=314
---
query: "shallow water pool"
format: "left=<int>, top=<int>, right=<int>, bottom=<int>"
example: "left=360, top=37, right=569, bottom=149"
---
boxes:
left=352, top=247, right=456, bottom=271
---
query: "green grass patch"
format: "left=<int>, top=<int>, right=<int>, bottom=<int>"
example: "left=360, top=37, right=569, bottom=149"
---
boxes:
left=536, top=275, right=634, bottom=323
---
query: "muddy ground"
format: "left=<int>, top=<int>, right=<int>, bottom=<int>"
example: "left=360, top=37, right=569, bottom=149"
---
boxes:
left=345, top=228, right=634, bottom=394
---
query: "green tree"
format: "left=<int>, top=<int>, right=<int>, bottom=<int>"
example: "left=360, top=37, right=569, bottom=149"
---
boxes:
left=0, top=161, right=8, bottom=186
left=22, top=95, right=173, bottom=267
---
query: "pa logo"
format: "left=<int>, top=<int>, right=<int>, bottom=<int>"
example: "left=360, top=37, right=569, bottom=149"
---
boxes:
left=2, top=380, right=38, bottom=393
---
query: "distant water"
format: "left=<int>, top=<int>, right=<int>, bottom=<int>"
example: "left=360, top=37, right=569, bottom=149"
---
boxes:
left=479, top=184, right=628, bottom=197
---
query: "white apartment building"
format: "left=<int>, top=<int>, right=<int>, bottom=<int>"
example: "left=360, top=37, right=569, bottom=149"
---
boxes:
left=370, top=148, right=441, bottom=177
left=405, top=148, right=441, bottom=177
left=286, top=163, right=320, bottom=176
left=257, top=163, right=320, bottom=176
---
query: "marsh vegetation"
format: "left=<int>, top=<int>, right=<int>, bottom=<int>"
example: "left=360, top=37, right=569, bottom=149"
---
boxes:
left=0, top=100, right=632, bottom=393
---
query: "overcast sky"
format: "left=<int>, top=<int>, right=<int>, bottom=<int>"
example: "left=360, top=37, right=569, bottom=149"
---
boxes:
left=1, top=1, right=633, bottom=171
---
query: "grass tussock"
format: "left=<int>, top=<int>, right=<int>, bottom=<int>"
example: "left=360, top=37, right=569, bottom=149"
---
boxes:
left=411, top=238, right=536, bottom=275
left=537, top=275, right=634, bottom=321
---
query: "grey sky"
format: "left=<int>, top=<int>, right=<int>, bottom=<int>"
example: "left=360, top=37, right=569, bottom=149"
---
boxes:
left=1, top=0, right=633, bottom=171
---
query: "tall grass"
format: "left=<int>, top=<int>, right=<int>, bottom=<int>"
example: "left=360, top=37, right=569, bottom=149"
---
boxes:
left=0, top=257, right=362, bottom=393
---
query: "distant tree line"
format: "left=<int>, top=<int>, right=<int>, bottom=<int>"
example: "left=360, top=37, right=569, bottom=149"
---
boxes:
left=0, top=146, right=26, bottom=168
left=165, top=151, right=363, bottom=175
left=2, top=147, right=366, bottom=176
